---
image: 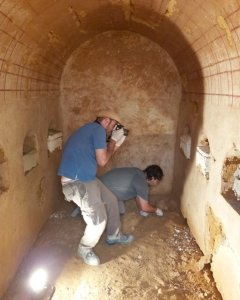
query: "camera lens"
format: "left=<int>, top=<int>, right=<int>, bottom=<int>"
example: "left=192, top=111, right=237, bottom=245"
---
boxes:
left=115, top=124, right=123, bottom=130
left=115, top=123, right=128, bottom=136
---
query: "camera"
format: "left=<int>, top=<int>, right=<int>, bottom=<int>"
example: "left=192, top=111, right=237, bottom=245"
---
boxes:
left=115, top=124, right=129, bottom=136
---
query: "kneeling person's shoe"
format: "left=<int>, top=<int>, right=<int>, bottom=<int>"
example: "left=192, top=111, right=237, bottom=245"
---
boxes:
left=77, top=246, right=100, bottom=266
left=106, top=233, right=134, bottom=245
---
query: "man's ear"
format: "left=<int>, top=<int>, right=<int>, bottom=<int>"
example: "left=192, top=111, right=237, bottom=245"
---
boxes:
left=101, top=117, right=110, bottom=128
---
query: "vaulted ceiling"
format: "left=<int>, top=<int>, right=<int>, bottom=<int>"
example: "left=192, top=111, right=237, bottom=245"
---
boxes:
left=0, top=0, right=239, bottom=101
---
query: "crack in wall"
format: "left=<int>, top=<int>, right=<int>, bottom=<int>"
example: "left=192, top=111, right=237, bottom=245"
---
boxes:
left=68, top=5, right=87, bottom=33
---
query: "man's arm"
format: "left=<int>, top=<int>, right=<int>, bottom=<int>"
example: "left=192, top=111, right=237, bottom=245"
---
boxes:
left=135, top=196, right=163, bottom=216
left=95, top=140, right=117, bottom=167
left=135, top=196, right=157, bottom=213
left=96, top=127, right=126, bottom=166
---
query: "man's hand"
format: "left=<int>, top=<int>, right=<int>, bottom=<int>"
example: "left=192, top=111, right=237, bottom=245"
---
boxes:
left=116, top=135, right=126, bottom=147
left=139, top=208, right=163, bottom=217
left=139, top=210, right=149, bottom=217
left=155, top=208, right=163, bottom=216
left=111, top=128, right=124, bottom=142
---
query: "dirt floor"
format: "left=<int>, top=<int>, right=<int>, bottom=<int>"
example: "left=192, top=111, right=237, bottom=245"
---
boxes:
left=3, top=199, right=222, bottom=300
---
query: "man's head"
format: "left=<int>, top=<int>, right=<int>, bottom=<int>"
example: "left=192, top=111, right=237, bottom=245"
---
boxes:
left=96, top=110, right=122, bottom=133
left=144, top=165, right=164, bottom=186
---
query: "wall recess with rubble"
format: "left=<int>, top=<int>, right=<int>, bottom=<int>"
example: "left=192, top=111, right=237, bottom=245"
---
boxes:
left=47, top=125, right=63, bottom=154
left=0, top=147, right=9, bottom=195
left=221, top=149, right=240, bottom=213
left=22, top=132, right=39, bottom=175
left=180, top=124, right=191, bottom=159
left=196, top=137, right=211, bottom=180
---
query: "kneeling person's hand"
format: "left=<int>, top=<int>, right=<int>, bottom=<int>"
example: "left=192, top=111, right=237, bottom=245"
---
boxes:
left=139, top=210, right=149, bottom=217
left=155, top=208, right=163, bottom=216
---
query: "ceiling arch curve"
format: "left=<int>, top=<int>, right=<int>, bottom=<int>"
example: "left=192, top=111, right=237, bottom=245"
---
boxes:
left=1, top=1, right=237, bottom=97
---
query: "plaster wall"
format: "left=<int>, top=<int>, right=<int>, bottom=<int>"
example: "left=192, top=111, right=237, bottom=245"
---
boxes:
left=0, top=96, right=63, bottom=294
left=60, top=30, right=182, bottom=195
left=179, top=103, right=240, bottom=299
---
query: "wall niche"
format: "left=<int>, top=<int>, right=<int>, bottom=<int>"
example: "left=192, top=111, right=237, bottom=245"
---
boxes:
left=0, top=147, right=9, bottom=195
left=196, top=137, right=211, bottom=180
left=221, top=149, right=240, bottom=212
left=23, top=132, right=39, bottom=174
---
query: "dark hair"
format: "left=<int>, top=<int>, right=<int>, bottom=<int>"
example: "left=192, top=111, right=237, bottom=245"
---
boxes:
left=143, top=165, right=164, bottom=180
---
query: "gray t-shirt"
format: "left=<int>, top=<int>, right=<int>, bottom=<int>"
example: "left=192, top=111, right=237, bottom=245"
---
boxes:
left=99, top=167, right=148, bottom=201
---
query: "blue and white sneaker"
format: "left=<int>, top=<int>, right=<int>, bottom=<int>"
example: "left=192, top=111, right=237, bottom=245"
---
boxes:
left=77, top=246, right=100, bottom=266
left=106, top=233, right=134, bottom=245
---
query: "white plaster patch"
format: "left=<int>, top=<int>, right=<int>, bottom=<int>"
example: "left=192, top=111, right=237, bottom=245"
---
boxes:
left=196, top=146, right=210, bottom=179
left=180, top=134, right=191, bottom=159
left=47, top=130, right=63, bottom=153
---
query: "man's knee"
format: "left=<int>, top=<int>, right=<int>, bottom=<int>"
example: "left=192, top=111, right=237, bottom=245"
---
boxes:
left=94, top=219, right=107, bottom=235
left=82, top=202, right=107, bottom=226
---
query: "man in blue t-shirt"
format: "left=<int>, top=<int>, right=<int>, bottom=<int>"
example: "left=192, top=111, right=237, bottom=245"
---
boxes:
left=100, top=165, right=164, bottom=217
left=58, top=111, right=134, bottom=266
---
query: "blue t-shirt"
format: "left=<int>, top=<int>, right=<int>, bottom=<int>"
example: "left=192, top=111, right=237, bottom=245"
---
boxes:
left=58, top=122, right=106, bottom=181
left=99, top=167, right=148, bottom=201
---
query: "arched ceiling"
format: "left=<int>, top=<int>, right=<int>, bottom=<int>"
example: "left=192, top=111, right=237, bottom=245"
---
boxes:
left=0, top=0, right=239, bottom=99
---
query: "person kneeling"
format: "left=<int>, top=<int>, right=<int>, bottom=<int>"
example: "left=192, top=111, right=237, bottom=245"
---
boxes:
left=100, top=165, right=164, bottom=217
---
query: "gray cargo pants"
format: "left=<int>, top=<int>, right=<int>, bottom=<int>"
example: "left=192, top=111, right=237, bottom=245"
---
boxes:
left=62, top=178, right=121, bottom=249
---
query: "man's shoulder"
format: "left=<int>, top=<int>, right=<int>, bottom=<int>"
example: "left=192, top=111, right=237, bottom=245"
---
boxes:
left=132, top=167, right=145, bottom=176
left=78, top=122, right=105, bottom=135
left=119, top=168, right=142, bottom=180
left=109, top=167, right=143, bottom=174
left=82, top=122, right=102, bottom=129
left=118, top=167, right=142, bottom=172
left=113, top=167, right=143, bottom=176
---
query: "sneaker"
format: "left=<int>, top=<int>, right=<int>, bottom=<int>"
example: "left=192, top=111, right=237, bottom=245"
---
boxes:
left=106, top=233, right=134, bottom=245
left=77, top=247, right=100, bottom=266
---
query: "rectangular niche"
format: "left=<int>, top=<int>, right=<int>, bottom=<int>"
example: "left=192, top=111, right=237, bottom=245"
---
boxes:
left=23, top=149, right=38, bottom=174
left=196, top=145, right=210, bottom=179
left=23, top=132, right=38, bottom=174
left=221, top=154, right=240, bottom=214
left=0, top=148, right=9, bottom=195
left=0, top=165, right=8, bottom=195
left=233, top=166, right=240, bottom=200
left=47, top=129, right=63, bottom=153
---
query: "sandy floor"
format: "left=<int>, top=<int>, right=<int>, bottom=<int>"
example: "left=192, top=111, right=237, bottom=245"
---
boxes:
left=3, top=200, right=222, bottom=300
